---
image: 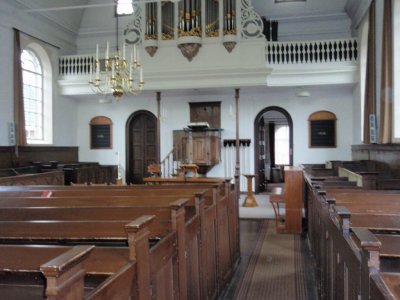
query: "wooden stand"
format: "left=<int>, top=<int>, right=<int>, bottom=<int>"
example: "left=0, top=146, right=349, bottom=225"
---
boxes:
left=242, top=174, right=258, bottom=207
left=269, top=166, right=304, bottom=233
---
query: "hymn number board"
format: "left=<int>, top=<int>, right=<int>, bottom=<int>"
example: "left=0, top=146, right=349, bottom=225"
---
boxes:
left=90, top=116, right=113, bottom=149
left=309, top=111, right=337, bottom=148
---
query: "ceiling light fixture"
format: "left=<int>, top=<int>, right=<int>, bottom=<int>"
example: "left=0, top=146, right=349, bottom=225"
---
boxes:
left=89, top=2, right=144, bottom=101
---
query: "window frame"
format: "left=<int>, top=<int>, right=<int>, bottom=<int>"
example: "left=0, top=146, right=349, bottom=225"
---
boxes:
left=20, top=40, right=53, bottom=145
left=21, top=48, right=44, bottom=142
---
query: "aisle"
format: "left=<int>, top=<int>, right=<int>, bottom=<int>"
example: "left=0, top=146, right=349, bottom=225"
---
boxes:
left=221, top=220, right=318, bottom=300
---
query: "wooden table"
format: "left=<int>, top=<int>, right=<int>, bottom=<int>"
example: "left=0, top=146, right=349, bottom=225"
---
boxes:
left=242, top=174, right=258, bottom=207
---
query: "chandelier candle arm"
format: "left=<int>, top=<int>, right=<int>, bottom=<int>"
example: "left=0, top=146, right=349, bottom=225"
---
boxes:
left=95, top=60, right=100, bottom=81
left=123, top=43, right=126, bottom=60
left=106, top=41, right=109, bottom=60
left=129, top=52, right=133, bottom=80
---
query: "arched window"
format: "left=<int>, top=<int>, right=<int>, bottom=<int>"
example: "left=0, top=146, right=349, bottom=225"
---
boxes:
left=21, top=49, right=43, bottom=141
left=21, top=44, right=52, bottom=144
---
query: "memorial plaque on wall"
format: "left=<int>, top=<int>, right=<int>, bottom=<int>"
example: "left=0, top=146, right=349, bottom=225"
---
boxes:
left=310, top=120, right=335, bottom=147
left=90, top=116, right=113, bottom=149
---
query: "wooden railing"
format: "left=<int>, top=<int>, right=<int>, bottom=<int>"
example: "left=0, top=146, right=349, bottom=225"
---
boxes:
left=58, top=38, right=359, bottom=78
left=160, top=149, right=179, bottom=178
left=59, top=54, right=94, bottom=76
left=266, top=38, right=358, bottom=64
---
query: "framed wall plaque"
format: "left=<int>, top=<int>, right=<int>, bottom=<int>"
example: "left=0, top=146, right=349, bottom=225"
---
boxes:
left=308, top=111, right=336, bottom=148
left=90, top=116, right=113, bottom=149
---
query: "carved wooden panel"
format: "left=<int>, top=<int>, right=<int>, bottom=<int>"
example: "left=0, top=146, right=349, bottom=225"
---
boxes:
left=0, top=146, right=79, bottom=169
left=189, top=102, right=221, bottom=128
left=172, top=130, right=221, bottom=172
left=0, top=171, right=64, bottom=186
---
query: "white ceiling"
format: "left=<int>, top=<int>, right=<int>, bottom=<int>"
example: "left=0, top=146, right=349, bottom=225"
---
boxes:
left=13, top=0, right=350, bottom=35
left=253, top=0, right=348, bottom=20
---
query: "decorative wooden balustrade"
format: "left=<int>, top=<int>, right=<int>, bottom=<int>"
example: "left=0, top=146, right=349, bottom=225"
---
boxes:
left=266, top=38, right=358, bottom=64
left=59, top=55, right=94, bottom=76
left=59, top=38, right=358, bottom=78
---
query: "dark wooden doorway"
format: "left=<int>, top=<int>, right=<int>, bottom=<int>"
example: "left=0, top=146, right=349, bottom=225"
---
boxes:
left=254, top=106, right=293, bottom=193
left=126, top=110, right=158, bottom=184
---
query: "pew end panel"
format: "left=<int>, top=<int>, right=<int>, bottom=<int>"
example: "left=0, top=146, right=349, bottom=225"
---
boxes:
left=40, top=245, right=94, bottom=300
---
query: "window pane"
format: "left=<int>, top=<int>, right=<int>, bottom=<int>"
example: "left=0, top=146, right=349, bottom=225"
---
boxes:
left=275, top=125, right=289, bottom=165
left=21, top=49, right=44, bottom=141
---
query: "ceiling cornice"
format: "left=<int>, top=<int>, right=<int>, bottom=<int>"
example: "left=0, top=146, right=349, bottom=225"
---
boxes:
left=12, top=0, right=82, bottom=35
left=345, top=0, right=372, bottom=30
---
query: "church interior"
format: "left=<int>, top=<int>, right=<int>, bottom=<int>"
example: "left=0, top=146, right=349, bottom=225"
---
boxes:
left=0, top=0, right=400, bottom=299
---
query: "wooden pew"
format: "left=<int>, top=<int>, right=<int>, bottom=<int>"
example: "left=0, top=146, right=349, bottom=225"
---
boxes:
left=0, top=230, right=139, bottom=299
left=0, top=170, right=64, bottom=186
left=304, top=175, right=400, bottom=300
left=0, top=182, right=239, bottom=299
left=0, top=180, right=240, bottom=296
left=0, top=196, right=189, bottom=300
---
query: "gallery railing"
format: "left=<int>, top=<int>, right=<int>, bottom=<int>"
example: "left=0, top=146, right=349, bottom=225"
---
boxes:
left=266, top=38, right=358, bottom=64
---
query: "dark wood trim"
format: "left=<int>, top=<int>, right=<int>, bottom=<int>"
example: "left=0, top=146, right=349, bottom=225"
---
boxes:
left=235, top=89, right=240, bottom=177
left=0, top=146, right=78, bottom=169
left=157, top=92, right=161, bottom=164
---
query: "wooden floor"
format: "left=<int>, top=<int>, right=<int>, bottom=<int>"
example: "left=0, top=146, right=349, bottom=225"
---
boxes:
left=221, top=219, right=318, bottom=300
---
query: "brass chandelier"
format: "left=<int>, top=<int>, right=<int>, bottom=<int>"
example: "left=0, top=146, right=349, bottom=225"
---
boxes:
left=89, top=12, right=144, bottom=100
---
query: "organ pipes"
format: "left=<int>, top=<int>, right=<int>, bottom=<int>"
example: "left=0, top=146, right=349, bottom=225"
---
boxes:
left=161, top=2, right=174, bottom=40
left=144, top=0, right=237, bottom=39
left=178, top=0, right=200, bottom=36
left=205, top=0, right=219, bottom=37
left=224, top=0, right=236, bottom=34
left=145, top=3, right=157, bottom=39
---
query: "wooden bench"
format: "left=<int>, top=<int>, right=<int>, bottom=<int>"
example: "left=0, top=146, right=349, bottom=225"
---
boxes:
left=304, top=169, right=400, bottom=300
left=0, top=170, right=64, bottom=186
left=0, top=180, right=240, bottom=281
left=0, top=182, right=239, bottom=300
left=0, top=215, right=166, bottom=300
left=0, top=195, right=186, bottom=299
left=0, top=244, right=135, bottom=300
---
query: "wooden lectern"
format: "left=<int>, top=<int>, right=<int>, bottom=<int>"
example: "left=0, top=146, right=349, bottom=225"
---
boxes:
left=242, top=174, right=258, bottom=207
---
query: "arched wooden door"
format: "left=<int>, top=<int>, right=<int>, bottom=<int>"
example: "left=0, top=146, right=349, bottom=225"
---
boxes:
left=126, top=110, right=158, bottom=184
left=254, top=106, right=293, bottom=193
